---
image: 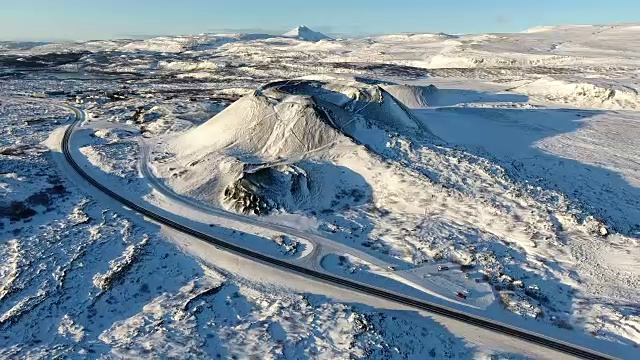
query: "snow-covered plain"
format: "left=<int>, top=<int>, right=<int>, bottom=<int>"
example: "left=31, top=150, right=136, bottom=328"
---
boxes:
left=1, top=24, right=640, bottom=358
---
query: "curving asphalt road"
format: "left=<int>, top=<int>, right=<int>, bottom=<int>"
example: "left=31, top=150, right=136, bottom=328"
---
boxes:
left=60, top=102, right=615, bottom=360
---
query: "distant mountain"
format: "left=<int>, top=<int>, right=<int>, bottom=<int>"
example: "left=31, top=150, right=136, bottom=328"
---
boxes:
left=0, top=41, right=50, bottom=51
left=282, top=26, right=332, bottom=41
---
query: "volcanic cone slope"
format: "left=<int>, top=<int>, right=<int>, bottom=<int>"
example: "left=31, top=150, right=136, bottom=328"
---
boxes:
left=167, top=77, right=435, bottom=214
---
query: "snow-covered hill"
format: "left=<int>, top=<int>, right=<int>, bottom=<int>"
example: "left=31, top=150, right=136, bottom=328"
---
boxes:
left=161, top=77, right=431, bottom=214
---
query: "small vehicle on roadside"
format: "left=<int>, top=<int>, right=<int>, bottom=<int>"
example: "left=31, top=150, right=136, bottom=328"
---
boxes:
left=456, top=292, right=467, bottom=299
left=438, top=265, right=449, bottom=271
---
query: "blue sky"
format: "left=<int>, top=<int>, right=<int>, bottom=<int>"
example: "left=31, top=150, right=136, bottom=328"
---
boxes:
left=1, top=0, right=638, bottom=41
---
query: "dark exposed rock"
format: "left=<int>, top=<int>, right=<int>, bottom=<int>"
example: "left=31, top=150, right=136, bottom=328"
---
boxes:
left=25, top=191, right=52, bottom=207
left=223, top=164, right=310, bottom=215
left=0, top=201, right=37, bottom=221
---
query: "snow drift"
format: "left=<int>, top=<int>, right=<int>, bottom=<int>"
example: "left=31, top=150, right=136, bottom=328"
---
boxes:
left=515, top=77, right=640, bottom=110
left=381, top=84, right=438, bottom=108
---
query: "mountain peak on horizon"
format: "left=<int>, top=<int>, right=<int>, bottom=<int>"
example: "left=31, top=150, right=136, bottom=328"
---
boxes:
left=282, top=25, right=332, bottom=42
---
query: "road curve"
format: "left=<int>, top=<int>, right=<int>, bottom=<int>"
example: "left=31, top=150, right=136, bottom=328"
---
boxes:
left=61, top=104, right=615, bottom=360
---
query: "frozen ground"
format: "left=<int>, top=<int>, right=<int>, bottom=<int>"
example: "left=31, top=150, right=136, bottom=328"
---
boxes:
left=1, top=98, right=541, bottom=359
left=1, top=24, right=640, bottom=358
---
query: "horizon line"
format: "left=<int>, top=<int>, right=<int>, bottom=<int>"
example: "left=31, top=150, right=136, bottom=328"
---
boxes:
left=1, top=21, right=638, bottom=43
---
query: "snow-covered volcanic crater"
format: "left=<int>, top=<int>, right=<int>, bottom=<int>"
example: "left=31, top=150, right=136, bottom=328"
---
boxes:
left=157, top=76, right=436, bottom=214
